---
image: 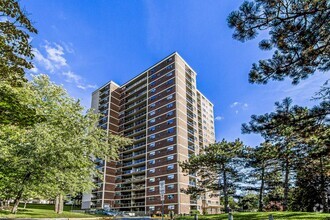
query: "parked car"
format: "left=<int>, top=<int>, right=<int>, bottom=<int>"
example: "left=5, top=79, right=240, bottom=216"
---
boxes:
left=95, top=209, right=118, bottom=216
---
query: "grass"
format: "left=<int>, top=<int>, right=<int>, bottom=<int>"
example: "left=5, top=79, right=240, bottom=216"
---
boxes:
left=176, top=212, right=330, bottom=220
left=0, top=203, right=101, bottom=219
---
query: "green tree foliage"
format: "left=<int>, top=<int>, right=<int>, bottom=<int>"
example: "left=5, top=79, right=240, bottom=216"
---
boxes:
left=238, top=194, right=259, bottom=211
left=0, top=75, right=131, bottom=213
left=245, top=142, right=282, bottom=211
left=228, top=0, right=330, bottom=84
left=242, top=97, right=329, bottom=212
left=0, top=0, right=37, bottom=85
left=0, top=0, right=40, bottom=126
left=180, top=139, right=245, bottom=213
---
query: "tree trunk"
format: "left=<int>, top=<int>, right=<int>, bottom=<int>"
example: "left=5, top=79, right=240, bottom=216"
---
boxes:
left=283, top=157, right=290, bottom=211
left=11, top=190, right=23, bottom=214
left=55, top=194, right=64, bottom=214
left=223, top=169, right=229, bottom=213
left=320, top=156, right=329, bottom=213
left=258, top=164, right=265, bottom=212
left=23, top=201, right=27, bottom=209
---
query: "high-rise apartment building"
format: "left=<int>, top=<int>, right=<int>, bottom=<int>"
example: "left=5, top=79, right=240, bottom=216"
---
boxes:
left=82, top=52, right=220, bottom=214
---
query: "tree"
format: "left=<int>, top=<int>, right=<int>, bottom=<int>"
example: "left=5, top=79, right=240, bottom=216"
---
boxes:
left=0, top=75, right=131, bottom=213
left=0, top=0, right=40, bottom=126
left=180, top=139, right=245, bottom=213
left=245, top=142, right=282, bottom=211
left=238, top=194, right=258, bottom=211
left=0, top=0, right=37, bottom=86
left=228, top=0, right=329, bottom=84
left=242, top=97, right=329, bottom=211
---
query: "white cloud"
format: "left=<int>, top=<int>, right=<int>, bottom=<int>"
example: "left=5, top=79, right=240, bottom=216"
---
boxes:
left=33, top=48, right=55, bottom=72
left=77, top=84, right=97, bottom=90
left=215, top=116, right=224, bottom=121
left=32, top=41, right=97, bottom=90
left=45, top=43, right=67, bottom=67
left=230, top=101, right=249, bottom=114
left=62, top=71, right=81, bottom=84
left=230, top=102, right=240, bottom=108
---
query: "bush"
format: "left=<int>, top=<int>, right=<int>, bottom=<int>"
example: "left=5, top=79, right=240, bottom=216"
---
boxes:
left=190, top=210, right=200, bottom=215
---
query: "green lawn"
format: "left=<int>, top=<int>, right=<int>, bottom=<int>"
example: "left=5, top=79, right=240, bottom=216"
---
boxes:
left=0, top=203, right=101, bottom=219
left=176, top=212, right=330, bottom=220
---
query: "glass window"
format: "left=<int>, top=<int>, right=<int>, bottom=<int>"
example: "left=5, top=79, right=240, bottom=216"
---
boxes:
left=149, top=142, right=155, bottom=147
left=167, top=164, right=174, bottom=170
left=150, top=88, right=156, bottom=93
left=149, top=206, right=155, bottom=210
left=150, top=118, right=155, bottom=123
left=167, top=71, right=173, bottom=77
left=150, top=103, right=156, bottom=108
left=167, top=146, right=174, bottom=151
left=149, top=160, right=155, bottom=165
left=167, top=155, right=174, bottom=161
left=149, top=127, right=155, bottom=131
left=167, top=119, right=174, bottom=125
left=167, top=103, right=173, bottom=108
left=149, top=169, right=155, bottom=174
left=167, top=128, right=174, bottom=133
left=149, top=178, right=155, bottom=183
left=168, top=174, right=174, bottom=179
left=167, top=137, right=174, bottom=142
left=167, top=184, right=174, bottom=190
left=150, top=111, right=155, bottom=116
left=168, top=194, right=174, bottom=199
left=167, top=95, right=173, bottom=100
left=149, top=186, right=155, bottom=191
left=168, top=205, right=175, bottom=210
left=150, top=151, right=155, bottom=156
left=150, top=134, right=155, bottom=139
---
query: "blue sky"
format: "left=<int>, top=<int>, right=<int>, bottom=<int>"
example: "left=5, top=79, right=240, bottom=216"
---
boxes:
left=23, top=0, right=328, bottom=147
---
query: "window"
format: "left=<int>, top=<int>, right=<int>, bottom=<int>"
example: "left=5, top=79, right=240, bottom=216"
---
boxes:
left=166, top=111, right=174, bottom=117
left=167, top=119, right=174, bottom=125
left=168, top=194, right=174, bottom=200
left=167, top=95, right=173, bottom=100
left=149, top=142, right=155, bottom=148
left=150, top=103, right=156, bottom=108
left=150, top=111, right=155, bottom=116
left=149, top=197, right=155, bottom=201
left=167, top=137, right=174, bottom=142
left=168, top=205, right=175, bottom=210
left=166, top=88, right=173, bottom=93
left=167, top=146, right=174, bottom=151
left=167, top=155, right=174, bottom=161
left=149, top=206, right=155, bottom=210
left=149, top=127, right=155, bottom=132
left=166, top=79, right=174, bottom=85
left=167, top=103, right=173, bottom=108
left=167, top=71, right=173, bottom=77
left=149, top=187, right=155, bottom=192
left=149, top=178, right=155, bottom=183
left=150, top=96, right=156, bottom=101
left=150, top=88, right=156, bottom=93
left=149, top=160, right=155, bottom=165
left=150, top=134, right=155, bottom=139
left=168, top=174, right=174, bottom=180
left=150, top=118, right=155, bottom=123
left=149, top=168, right=155, bottom=174
left=150, top=82, right=155, bottom=87
left=167, top=128, right=174, bottom=133
left=166, top=65, right=173, bottom=70
left=151, top=74, right=157, bottom=79
left=150, top=151, right=155, bottom=156
left=167, top=184, right=174, bottom=190
left=167, top=58, right=173, bottom=63
left=167, top=164, right=174, bottom=170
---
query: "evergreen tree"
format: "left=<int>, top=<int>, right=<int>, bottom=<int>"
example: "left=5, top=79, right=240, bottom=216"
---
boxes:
left=228, top=0, right=330, bottom=84
left=180, top=139, right=245, bottom=213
